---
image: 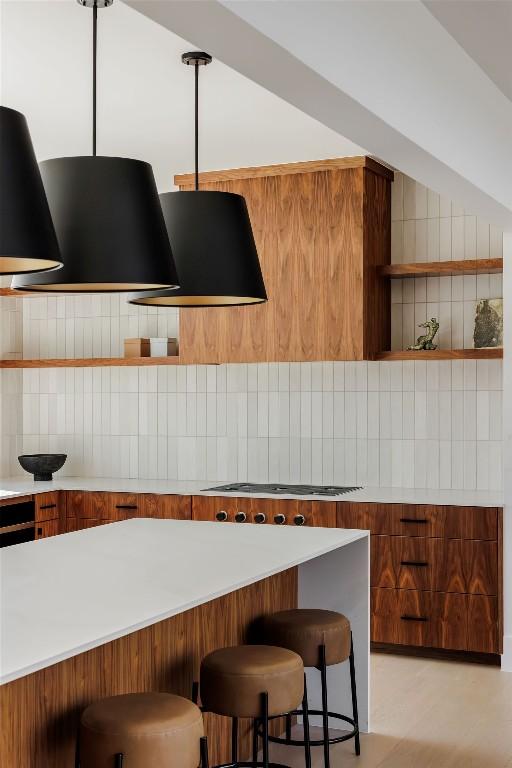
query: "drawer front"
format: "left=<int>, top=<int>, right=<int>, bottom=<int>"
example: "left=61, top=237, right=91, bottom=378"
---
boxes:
left=141, top=494, right=191, bottom=520
left=65, top=490, right=86, bottom=518
left=338, top=502, right=498, bottom=539
left=432, top=539, right=498, bottom=596
left=192, top=496, right=337, bottom=527
left=35, top=519, right=60, bottom=539
left=371, top=588, right=499, bottom=653
left=371, top=536, right=432, bottom=590
left=35, top=491, right=60, bottom=522
left=83, top=492, right=112, bottom=519
left=110, top=493, right=140, bottom=520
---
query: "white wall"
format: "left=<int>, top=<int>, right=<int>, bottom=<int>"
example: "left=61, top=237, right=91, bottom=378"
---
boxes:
left=0, top=0, right=362, bottom=192
left=501, top=232, right=512, bottom=671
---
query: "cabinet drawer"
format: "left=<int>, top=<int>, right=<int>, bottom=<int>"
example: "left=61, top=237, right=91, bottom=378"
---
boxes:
left=432, top=539, right=497, bottom=596
left=338, top=502, right=498, bottom=539
left=371, top=536, right=432, bottom=590
left=35, top=519, right=60, bottom=539
left=372, top=536, right=497, bottom=595
left=35, top=491, right=60, bottom=522
left=192, top=496, right=337, bottom=527
left=371, top=588, right=499, bottom=653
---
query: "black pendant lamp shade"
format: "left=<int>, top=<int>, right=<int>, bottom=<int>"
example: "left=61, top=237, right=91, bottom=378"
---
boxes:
left=12, top=0, right=178, bottom=293
left=130, top=190, right=266, bottom=306
left=129, top=52, right=267, bottom=308
left=12, top=156, right=178, bottom=292
left=0, top=106, right=62, bottom=275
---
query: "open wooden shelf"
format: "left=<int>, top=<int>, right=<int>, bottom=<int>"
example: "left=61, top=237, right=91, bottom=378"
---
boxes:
left=377, top=258, right=503, bottom=279
left=0, top=357, right=181, bottom=368
left=375, top=348, right=503, bottom=361
left=0, top=287, right=32, bottom=297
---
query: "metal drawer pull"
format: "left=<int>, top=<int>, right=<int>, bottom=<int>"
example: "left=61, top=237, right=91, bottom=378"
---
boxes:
left=400, top=560, right=429, bottom=567
left=399, top=518, right=428, bottom=524
left=400, top=614, right=428, bottom=622
left=115, top=505, right=138, bottom=509
left=40, top=504, right=57, bottom=510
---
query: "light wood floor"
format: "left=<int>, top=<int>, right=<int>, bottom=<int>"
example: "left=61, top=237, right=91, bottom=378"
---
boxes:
left=269, top=653, right=512, bottom=767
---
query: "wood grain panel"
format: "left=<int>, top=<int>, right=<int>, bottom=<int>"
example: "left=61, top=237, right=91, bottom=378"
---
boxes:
left=375, top=348, right=502, bottom=360
left=65, top=490, right=86, bottom=519
left=0, top=357, right=181, bottom=368
left=432, top=539, right=498, bottom=595
left=0, top=494, right=33, bottom=507
left=378, top=258, right=503, bottom=278
left=174, top=155, right=394, bottom=185
left=430, top=592, right=468, bottom=651
left=35, top=519, right=60, bottom=539
left=141, top=494, right=192, bottom=520
left=337, top=501, right=391, bottom=533
left=178, top=162, right=391, bottom=363
left=34, top=492, right=61, bottom=522
left=467, top=594, right=499, bottom=653
left=82, top=492, right=111, bottom=520
left=192, top=496, right=337, bottom=527
left=371, top=535, right=432, bottom=590
left=0, top=568, right=297, bottom=768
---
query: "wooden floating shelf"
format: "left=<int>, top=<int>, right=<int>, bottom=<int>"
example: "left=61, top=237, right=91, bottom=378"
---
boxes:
left=375, top=348, right=503, bottom=361
left=0, top=357, right=181, bottom=369
left=378, top=258, right=503, bottom=279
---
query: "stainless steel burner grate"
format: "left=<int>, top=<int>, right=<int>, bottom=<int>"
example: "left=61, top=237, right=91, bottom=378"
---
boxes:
left=202, top=482, right=362, bottom=497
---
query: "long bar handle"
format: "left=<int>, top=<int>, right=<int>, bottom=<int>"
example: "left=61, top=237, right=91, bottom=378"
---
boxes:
left=400, top=614, right=428, bottom=622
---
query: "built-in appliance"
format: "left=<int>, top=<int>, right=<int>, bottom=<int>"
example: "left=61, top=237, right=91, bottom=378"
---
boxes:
left=203, top=483, right=362, bottom=497
left=0, top=498, right=35, bottom=547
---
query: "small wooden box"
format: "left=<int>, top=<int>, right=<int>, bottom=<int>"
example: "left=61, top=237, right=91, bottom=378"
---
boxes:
left=124, top=338, right=150, bottom=358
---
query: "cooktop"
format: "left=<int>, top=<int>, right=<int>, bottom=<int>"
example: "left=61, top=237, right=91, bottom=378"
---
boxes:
left=202, top=483, right=362, bottom=497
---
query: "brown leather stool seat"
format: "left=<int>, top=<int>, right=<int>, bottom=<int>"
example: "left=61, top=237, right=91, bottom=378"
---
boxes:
left=263, top=609, right=351, bottom=667
left=200, top=645, right=304, bottom=719
left=79, top=692, right=204, bottom=768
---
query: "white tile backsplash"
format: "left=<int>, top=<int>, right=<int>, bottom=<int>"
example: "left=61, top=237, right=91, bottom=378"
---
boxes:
left=0, top=174, right=504, bottom=491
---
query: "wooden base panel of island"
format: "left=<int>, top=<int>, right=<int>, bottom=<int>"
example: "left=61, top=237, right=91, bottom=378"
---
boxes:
left=0, top=568, right=297, bottom=768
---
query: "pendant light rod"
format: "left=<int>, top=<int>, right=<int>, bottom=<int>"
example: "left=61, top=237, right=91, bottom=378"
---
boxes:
left=93, top=1, right=97, bottom=156
left=182, top=52, right=212, bottom=191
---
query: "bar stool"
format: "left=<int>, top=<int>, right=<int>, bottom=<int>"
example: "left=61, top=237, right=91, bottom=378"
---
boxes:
left=196, top=644, right=310, bottom=768
left=77, top=692, right=207, bottom=768
left=262, top=609, right=360, bottom=768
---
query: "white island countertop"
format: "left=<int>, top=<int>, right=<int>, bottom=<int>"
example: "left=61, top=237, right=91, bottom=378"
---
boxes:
left=0, top=476, right=503, bottom=507
left=0, top=518, right=368, bottom=685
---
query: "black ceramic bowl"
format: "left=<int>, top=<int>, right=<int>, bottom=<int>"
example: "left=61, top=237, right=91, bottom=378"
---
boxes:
left=18, top=454, right=67, bottom=481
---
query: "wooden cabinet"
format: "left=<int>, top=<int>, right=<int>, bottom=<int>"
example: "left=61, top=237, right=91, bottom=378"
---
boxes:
left=339, top=501, right=503, bottom=657
left=192, top=496, right=337, bottom=528
left=175, top=157, right=392, bottom=363
left=34, top=491, right=61, bottom=522
left=64, top=491, right=192, bottom=531
left=35, top=519, right=60, bottom=539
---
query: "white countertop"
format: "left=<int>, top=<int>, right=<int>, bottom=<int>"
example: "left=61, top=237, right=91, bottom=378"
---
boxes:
left=0, top=476, right=503, bottom=507
left=0, top=518, right=368, bottom=685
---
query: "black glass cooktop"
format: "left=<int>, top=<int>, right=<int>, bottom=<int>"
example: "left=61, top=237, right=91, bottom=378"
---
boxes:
left=202, top=483, right=362, bottom=497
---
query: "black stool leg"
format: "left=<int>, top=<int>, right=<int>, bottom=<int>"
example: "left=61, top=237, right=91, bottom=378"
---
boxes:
left=114, top=754, right=123, bottom=768
left=231, top=717, right=239, bottom=763
left=319, top=645, right=330, bottom=768
left=302, top=673, right=312, bottom=768
left=200, top=736, right=210, bottom=768
left=74, top=735, right=80, bottom=768
left=349, top=632, right=361, bottom=756
left=285, top=712, right=292, bottom=743
left=261, top=691, right=270, bottom=768
left=192, top=680, right=199, bottom=705
left=252, top=718, right=259, bottom=763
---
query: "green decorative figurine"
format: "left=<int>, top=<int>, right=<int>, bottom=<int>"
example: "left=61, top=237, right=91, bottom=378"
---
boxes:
left=407, top=317, right=440, bottom=351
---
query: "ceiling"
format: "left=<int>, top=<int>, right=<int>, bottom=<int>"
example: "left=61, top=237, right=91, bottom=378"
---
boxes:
left=424, top=0, right=512, bottom=102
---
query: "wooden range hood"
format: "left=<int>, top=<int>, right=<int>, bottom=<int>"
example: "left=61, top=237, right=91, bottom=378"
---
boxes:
left=175, top=156, right=393, bottom=364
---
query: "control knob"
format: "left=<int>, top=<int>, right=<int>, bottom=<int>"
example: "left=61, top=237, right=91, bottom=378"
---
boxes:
left=216, top=510, right=228, bottom=522
left=235, top=511, right=247, bottom=523
left=254, top=512, right=266, bottom=524
left=294, top=514, right=306, bottom=526
left=274, top=513, right=287, bottom=525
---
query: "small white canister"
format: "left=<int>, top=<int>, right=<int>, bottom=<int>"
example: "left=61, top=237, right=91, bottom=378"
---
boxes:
left=150, top=338, right=178, bottom=357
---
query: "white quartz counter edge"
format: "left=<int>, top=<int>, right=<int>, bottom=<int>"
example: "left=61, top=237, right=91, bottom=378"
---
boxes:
left=0, top=476, right=503, bottom=507
left=0, top=519, right=368, bottom=684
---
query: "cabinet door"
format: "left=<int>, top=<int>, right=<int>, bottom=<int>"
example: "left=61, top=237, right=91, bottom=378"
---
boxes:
left=141, top=494, right=191, bottom=520
left=83, top=492, right=112, bottom=520
left=432, top=539, right=498, bottom=595
left=110, top=493, right=140, bottom=521
left=35, top=519, right=60, bottom=539
left=371, top=588, right=432, bottom=647
left=35, top=491, right=61, bottom=522
left=66, top=490, right=86, bottom=519
left=371, top=536, right=432, bottom=590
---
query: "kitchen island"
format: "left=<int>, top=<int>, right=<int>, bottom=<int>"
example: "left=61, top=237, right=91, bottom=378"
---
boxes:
left=0, top=518, right=369, bottom=767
